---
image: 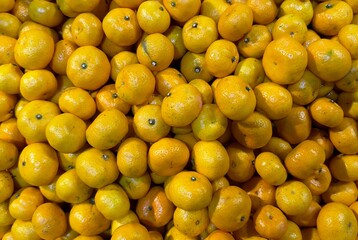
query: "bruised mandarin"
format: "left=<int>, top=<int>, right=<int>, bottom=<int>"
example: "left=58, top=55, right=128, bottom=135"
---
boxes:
left=317, top=202, right=358, bottom=240
left=288, top=200, right=322, bottom=228
left=242, top=176, right=276, bottom=212
left=180, top=51, right=214, bottom=82
left=18, top=143, right=58, bottom=186
left=148, top=138, right=189, bottom=177
left=208, top=186, right=251, bottom=232
left=307, top=39, right=352, bottom=82
left=94, top=183, right=130, bottom=221
left=279, top=0, right=314, bottom=25
left=254, top=152, right=287, bottom=186
left=205, top=39, right=240, bottom=78
left=274, top=105, right=312, bottom=145
left=9, top=187, right=44, bottom=221
left=312, top=0, right=353, bottom=36
left=329, top=117, right=358, bottom=154
left=115, top=64, right=156, bottom=106
left=31, top=202, right=67, bottom=239
left=199, top=0, right=230, bottom=24
left=75, top=148, right=119, bottom=189
left=308, top=128, right=334, bottom=160
left=231, top=111, right=272, bottom=149
left=162, top=0, right=201, bottom=23
left=112, top=223, right=151, bottom=240
left=136, top=33, right=175, bottom=72
left=102, top=8, right=142, bottom=47
left=287, top=69, right=321, bottom=106
left=117, top=137, right=148, bottom=178
left=329, top=154, right=358, bottom=182
left=173, top=207, right=209, bottom=237
left=215, top=75, right=256, bottom=121
left=192, top=140, right=230, bottom=181
left=0, top=139, right=18, bottom=171
left=58, top=87, right=96, bottom=120
left=165, top=171, right=212, bottom=211
left=155, top=67, right=187, bottom=97
left=136, top=186, right=175, bottom=228
left=69, top=200, right=111, bottom=237
left=275, top=180, right=313, bottom=216
left=86, top=109, right=128, bottom=150
left=253, top=205, right=288, bottom=239
left=246, top=0, right=278, bottom=25
left=272, top=14, right=307, bottom=43
left=133, top=104, right=171, bottom=143
left=28, top=0, right=64, bottom=28
left=260, top=136, right=292, bottom=161
left=45, top=113, right=87, bottom=153
left=182, top=15, right=218, bottom=54
left=309, top=97, right=344, bottom=128
left=161, top=83, right=203, bottom=127
left=218, top=3, right=253, bottom=42
left=254, top=82, right=293, bottom=120
left=137, top=1, right=171, bottom=34
left=71, top=13, right=104, bottom=47
left=284, top=140, right=326, bottom=179
left=55, top=169, right=93, bottom=204
left=321, top=181, right=358, bottom=206
left=302, top=164, right=332, bottom=196
left=226, top=142, right=255, bottom=182
left=95, top=84, right=131, bottom=114
left=14, top=29, right=54, bottom=70
left=238, top=25, right=272, bottom=59
left=119, top=172, right=152, bottom=200
left=191, top=104, right=228, bottom=141
left=262, top=37, right=307, bottom=85
left=0, top=35, right=16, bottom=64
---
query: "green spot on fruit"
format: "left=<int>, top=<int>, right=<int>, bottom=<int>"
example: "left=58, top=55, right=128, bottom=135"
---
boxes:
left=35, top=114, right=42, bottom=120
left=191, top=176, right=197, bottom=181
left=194, top=67, right=201, bottom=73
left=325, top=3, right=333, bottom=8
left=148, top=119, right=156, bottom=125
left=81, top=63, right=87, bottom=69
left=124, top=15, right=130, bottom=21
left=102, top=154, right=109, bottom=160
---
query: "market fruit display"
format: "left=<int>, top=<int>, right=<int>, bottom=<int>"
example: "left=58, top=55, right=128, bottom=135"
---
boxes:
left=0, top=0, right=358, bottom=239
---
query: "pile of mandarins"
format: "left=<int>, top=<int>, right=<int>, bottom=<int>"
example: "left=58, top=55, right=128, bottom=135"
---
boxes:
left=0, top=0, right=358, bottom=239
